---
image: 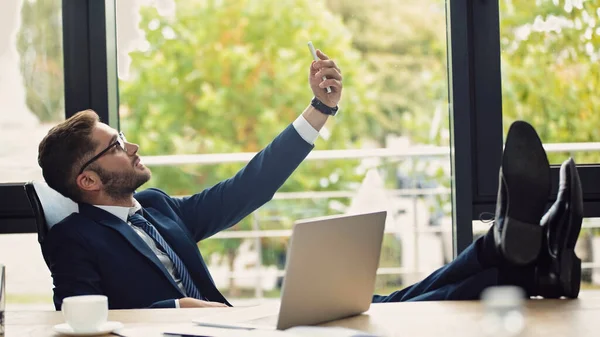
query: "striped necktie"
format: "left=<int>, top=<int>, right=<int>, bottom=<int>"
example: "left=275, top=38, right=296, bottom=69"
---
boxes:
left=128, top=212, right=204, bottom=300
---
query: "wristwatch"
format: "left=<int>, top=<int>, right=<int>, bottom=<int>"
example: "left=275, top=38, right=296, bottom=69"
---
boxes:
left=311, top=97, right=339, bottom=116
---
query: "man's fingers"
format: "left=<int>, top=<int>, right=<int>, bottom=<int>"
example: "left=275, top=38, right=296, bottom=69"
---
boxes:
left=316, top=68, right=342, bottom=81
left=181, top=298, right=229, bottom=308
left=205, top=301, right=228, bottom=307
left=316, top=49, right=329, bottom=60
left=319, top=79, right=342, bottom=90
left=313, top=59, right=341, bottom=74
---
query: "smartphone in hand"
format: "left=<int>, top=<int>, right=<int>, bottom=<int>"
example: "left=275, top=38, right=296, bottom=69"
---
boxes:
left=307, top=41, right=332, bottom=94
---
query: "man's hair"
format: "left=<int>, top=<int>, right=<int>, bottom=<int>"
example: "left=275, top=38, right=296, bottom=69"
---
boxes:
left=38, top=110, right=100, bottom=202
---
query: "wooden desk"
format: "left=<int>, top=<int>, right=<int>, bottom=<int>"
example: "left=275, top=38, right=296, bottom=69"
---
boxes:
left=7, top=292, right=600, bottom=337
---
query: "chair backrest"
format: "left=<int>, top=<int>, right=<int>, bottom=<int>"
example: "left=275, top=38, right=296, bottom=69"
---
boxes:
left=26, top=183, right=49, bottom=243
left=0, top=182, right=46, bottom=242
left=0, top=182, right=78, bottom=243
left=30, top=181, right=79, bottom=231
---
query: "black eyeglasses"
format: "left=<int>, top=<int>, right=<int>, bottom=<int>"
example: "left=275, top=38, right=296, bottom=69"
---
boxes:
left=79, top=132, right=128, bottom=175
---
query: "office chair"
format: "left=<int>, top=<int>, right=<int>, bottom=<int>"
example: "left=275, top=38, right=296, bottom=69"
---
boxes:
left=0, top=182, right=47, bottom=243
left=25, top=183, right=48, bottom=243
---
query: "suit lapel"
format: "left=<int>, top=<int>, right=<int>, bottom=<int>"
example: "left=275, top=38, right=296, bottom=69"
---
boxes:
left=78, top=203, right=184, bottom=296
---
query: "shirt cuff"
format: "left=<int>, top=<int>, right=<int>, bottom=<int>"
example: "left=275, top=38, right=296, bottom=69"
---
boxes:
left=175, top=299, right=180, bottom=308
left=292, top=114, right=319, bottom=145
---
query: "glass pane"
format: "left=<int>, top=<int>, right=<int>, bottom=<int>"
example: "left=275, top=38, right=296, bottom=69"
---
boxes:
left=0, top=0, right=63, bottom=309
left=500, top=0, right=600, bottom=164
left=0, top=0, right=64, bottom=183
left=117, top=0, right=450, bottom=303
left=579, top=218, right=600, bottom=291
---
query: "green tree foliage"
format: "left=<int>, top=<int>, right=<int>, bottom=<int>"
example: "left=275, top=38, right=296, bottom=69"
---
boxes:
left=326, top=0, right=449, bottom=146
left=500, top=0, right=600, bottom=163
left=119, top=0, right=379, bottom=294
left=16, top=0, right=64, bottom=123
left=326, top=0, right=451, bottom=257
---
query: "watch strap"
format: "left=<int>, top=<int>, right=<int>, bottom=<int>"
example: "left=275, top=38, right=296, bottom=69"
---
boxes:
left=311, top=97, right=338, bottom=116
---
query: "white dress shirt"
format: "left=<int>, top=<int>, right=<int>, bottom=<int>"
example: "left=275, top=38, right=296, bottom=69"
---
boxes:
left=94, top=117, right=320, bottom=307
left=292, top=114, right=320, bottom=145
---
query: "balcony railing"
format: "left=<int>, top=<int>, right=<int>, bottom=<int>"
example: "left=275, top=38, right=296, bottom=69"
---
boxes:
left=143, top=142, right=600, bottom=166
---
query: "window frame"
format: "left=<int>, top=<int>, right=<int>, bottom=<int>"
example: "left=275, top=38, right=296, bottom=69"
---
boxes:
left=447, top=0, right=506, bottom=254
left=457, top=0, right=600, bottom=221
left=62, top=0, right=119, bottom=128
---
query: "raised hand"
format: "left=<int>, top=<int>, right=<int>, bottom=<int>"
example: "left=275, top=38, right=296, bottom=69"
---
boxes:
left=309, top=49, right=342, bottom=108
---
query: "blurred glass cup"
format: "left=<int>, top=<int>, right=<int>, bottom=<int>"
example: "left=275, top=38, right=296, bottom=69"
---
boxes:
left=1, top=264, right=5, bottom=337
left=481, top=285, right=526, bottom=337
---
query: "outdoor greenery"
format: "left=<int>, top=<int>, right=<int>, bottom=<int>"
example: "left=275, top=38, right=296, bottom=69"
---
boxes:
left=16, top=0, right=600, bottom=297
left=500, top=0, right=600, bottom=164
left=16, top=0, right=64, bottom=122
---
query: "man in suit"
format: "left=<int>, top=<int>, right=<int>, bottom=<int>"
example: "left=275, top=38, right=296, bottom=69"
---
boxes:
left=39, top=50, right=342, bottom=309
left=38, top=47, right=583, bottom=309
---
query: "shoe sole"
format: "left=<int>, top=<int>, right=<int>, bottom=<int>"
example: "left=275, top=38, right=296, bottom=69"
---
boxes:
left=559, top=159, right=584, bottom=298
left=500, top=121, right=550, bottom=265
left=560, top=249, right=582, bottom=298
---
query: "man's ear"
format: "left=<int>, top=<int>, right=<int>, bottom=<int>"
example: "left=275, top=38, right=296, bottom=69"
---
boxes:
left=76, top=171, right=102, bottom=192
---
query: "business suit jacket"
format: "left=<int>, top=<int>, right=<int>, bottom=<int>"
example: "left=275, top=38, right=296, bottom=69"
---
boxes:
left=42, top=125, right=313, bottom=309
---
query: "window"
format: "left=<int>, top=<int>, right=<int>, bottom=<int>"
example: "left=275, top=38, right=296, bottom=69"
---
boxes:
left=116, top=0, right=452, bottom=303
left=0, top=0, right=64, bottom=183
left=466, top=0, right=600, bottom=220
left=500, top=0, right=600, bottom=165
left=0, top=0, right=64, bottom=309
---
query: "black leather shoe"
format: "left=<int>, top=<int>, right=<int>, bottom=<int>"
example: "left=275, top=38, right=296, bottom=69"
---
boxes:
left=534, top=158, right=584, bottom=298
left=494, top=121, right=551, bottom=265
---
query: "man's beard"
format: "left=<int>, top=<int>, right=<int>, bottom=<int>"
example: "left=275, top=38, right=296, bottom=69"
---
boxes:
left=91, top=164, right=151, bottom=201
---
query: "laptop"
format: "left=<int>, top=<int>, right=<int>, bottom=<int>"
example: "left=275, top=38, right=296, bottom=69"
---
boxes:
left=193, top=210, right=387, bottom=331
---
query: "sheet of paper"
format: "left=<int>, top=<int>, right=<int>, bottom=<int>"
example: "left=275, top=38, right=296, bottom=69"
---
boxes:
left=162, top=325, right=291, bottom=337
left=287, top=326, right=380, bottom=337
left=117, top=323, right=379, bottom=337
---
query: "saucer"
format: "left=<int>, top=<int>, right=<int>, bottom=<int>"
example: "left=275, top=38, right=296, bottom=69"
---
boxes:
left=53, top=321, right=124, bottom=336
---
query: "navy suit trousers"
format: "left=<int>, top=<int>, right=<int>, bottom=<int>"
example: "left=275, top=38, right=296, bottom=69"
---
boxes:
left=373, top=237, right=499, bottom=302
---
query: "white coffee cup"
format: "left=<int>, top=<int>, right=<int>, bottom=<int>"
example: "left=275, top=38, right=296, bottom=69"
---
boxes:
left=61, top=295, right=108, bottom=332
